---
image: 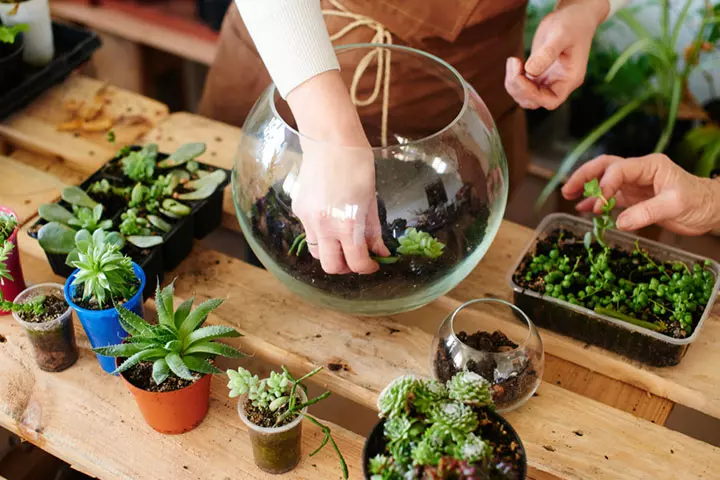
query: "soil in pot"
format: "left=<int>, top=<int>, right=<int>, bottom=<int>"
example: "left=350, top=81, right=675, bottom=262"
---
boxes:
left=251, top=159, right=490, bottom=301
left=72, top=278, right=140, bottom=310
left=435, top=330, right=539, bottom=411
left=16, top=293, right=78, bottom=372
left=123, top=360, right=201, bottom=393
left=244, top=398, right=297, bottom=428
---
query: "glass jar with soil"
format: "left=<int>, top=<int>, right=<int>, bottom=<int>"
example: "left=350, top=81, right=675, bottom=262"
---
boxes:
left=238, top=388, right=308, bottom=474
left=12, top=283, right=78, bottom=372
left=234, top=44, right=509, bottom=316
left=432, top=298, right=544, bottom=412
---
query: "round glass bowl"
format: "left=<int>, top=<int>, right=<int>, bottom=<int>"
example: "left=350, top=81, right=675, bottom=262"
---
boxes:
left=233, top=44, right=508, bottom=315
left=432, top=298, right=544, bottom=412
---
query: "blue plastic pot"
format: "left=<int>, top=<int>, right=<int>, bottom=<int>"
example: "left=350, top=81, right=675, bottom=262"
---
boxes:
left=64, top=262, right=146, bottom=373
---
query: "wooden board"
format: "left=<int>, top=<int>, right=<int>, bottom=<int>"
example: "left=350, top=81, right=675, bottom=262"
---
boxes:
left=0, top=156, right=64, bottom=224
left=0, top=255, right=363, bottom=480
left=166, top=246, right=718, bottom=480
left=0, top=75, right=168, bottom=172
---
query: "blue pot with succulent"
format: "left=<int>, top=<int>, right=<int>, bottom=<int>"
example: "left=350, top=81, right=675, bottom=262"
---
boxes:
left=63, top=229, right=146, bottom=373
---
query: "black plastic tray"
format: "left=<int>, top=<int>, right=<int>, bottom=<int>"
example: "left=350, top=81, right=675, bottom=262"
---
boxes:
left=0, top=22, right=101, bottom=122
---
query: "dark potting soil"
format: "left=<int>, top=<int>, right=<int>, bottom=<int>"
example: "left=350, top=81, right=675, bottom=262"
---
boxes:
left=244, top=398, right=300, bottom=429
left=17, top=294, right=67, bottom=323
left=123, top=361, right=201, bottom=393
left=512, top=229, right=699, bottom=339
left=73, top=279, right=141, bottom=311
left=476, top=409, right=525, bottom=479
left=250, top=159, right=491, bottom=299
left=435, top=330, right=539, bottom=411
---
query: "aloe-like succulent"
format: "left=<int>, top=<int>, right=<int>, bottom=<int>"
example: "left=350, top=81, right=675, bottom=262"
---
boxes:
left=67, top=229, right=137, bottom=308
left=396, top=228, right=445, bottom=259
left=0, top=211, right=17, bottom=244
left=0, top=241, right=14, bottom=285
left=93, top=280, right=244, bottom=383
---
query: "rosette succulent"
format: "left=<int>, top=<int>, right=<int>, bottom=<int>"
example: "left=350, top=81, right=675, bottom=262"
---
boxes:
left=396, top=228, right=445, bottom=259
left=428, top=401, right=479, bottom=437
left=377, top=375, right=418, bottom=417
left=448, top=371, right=493, bottom=405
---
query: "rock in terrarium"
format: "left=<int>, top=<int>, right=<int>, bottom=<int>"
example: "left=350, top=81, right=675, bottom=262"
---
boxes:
left=233, top=44, right=508, bottom=315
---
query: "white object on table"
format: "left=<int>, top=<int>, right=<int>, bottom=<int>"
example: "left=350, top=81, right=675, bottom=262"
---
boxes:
left=0, top=0, right=54, bottom=66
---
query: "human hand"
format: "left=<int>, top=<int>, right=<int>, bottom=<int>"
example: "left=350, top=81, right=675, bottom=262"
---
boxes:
left=561, top=153, right=720, bottom=235
left=505, top=0, right=610, bottom=110
left=287, top=71, right=390, bottom=274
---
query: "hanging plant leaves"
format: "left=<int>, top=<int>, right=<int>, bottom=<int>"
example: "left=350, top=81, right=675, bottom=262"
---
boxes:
left=62, top=186, right=98, bottom=209
left=157, top=143, right=206, bottom=168
left=148, top=215, right=172, bottom=233
left=38, top=204, right=75, bottom=223
left=184, top=169, right=226, bottom=190
left=127, top=236, right=164, bottom=248
left=37, top=222, right=77, bottom=254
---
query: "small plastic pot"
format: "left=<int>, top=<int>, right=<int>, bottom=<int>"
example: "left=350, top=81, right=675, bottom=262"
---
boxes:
left=119, top=361, right=212, bottom=434
left=12, top=283, right=78, bottom=372
left=238, top=388, right=308, bottom=474
left=0, top=0, right=54, bottom=66
left=0, top=206, right=26, bottom=315
left=64, top=262, right=146, bottom=373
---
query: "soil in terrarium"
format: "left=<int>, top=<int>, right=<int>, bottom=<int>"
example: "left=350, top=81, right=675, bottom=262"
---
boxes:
left=244, top=398, right=299, bottom=428
left=250, top=159, right=491, bottom=299
left=512, top=229, right=716, bottom=339
left=122, top=361, right=201, bottom=393
left=73, top=278, right=140, bottom=310
left=435, top=330, right=539, bottom=410
left=17, top=294, right=78, bottom=372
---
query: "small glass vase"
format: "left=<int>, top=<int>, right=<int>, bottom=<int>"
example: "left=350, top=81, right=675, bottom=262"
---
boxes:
left=12, top=283, right=78, bottom=372
left=432, top=298, right=544, bottom=412
left=238, top=387, right=308, bottom=475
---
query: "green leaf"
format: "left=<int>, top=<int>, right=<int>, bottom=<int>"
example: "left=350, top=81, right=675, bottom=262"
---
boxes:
left=155, top=280, right=175, bottom=328
left=178, top=298, right=224, bottom=338
left=183, top=355, right=222, bottom=374
left=38, top=204, right=75, bottom=224
left=111, top=348, right=168, bottom=375
left=157, top=143, right=206, bottom=168
left=695, top=140, right=720, bottom=178
left=127, top=235, right=163, bottom=248
left=37, top=222, right=77, bottom=254
left=93, top=342, right=148, bottom=357
left=173, top=297, right=194, bottom=329
left=184, top=325, right=241, bottom=348
left=116, top=303, right=151, bottom=336
left=62, top=186, right=98, bottom=209
left=0, top=24, right=28, bottom=44
left=654, top=76, right=682, bottom=153
left=166, top=352, right=194, bottom=380
left=147, top=215, right=171, bottom=233
left=583, top=178, right=602, bottom=199
left=176, top=183, right=219, bottom=201
left=152, top=358, right=170, bottom=385
left=161, top=199, right=191, bottom=216
left=184, top=341, right=244, bottom=359
left=168, top=169, right=191, bottom=183
left=605, top=38, right=654, bottom=83
left=105, top=231, right=126, bottom=250
left=165, top=340, right=182, bottom=352
left=184, top=170, right=227, bottom=190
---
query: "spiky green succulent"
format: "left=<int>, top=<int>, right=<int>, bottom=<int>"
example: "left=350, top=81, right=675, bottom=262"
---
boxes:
left=377, top=375, right=418, bottom=418
left=93, top=280, right=243, bottom=383
left=0, top=212, right=17, bottom=244
left=396, top=228, right=445, bottom=259
left=0, top=241, right=13, bottom=285
left=447, top=371, right=493, bottom=406
left=413, top=379, right=449, bottom=415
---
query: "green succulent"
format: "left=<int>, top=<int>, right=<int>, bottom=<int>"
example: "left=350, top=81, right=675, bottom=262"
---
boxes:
left=0, top=23, right=28, bottom=44
left=0, top=241, right=14, bottom=285
left=447, top=371, right=493, bottom=406
left=119, top=208, right=152, bottom=236
left=37, top=203, right=115, bottom=256
left=93, top=280, right=243, bottom=383
left=384, top=416, right=424, bottom=445
left=121, top=144, right=158, bottom=182
left=396, top=228, right=445, bottom=259
left=413, top=379, right=449, bottom=415
left=67, top=229, right=136, bottom=308
left=428, top=401, right=479, bottom=436
left=377, top=375, right=418, bottom=418
left=452, top=433, right=490, bottom=464
left=0, top=212, right=17, bottom=244
left=369, top=455, right=403, bottom=480
left=411, top=427, right=447, bottom=467
left=88, top=179, right=130, bottom=198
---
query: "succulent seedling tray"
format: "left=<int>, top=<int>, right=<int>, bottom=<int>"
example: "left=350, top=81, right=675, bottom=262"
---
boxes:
left=28, top=146, right=230, bottom=298
left=508, top=213, right=720, bottom=367
left=0, top=22, right=101, bottom=122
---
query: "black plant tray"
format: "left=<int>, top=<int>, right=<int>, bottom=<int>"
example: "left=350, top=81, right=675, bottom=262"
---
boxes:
left=508, top=213, right=720, bottom=367
left=127, top=245, right=164, bottom=300
left=0, top=22, right=101, bottom=122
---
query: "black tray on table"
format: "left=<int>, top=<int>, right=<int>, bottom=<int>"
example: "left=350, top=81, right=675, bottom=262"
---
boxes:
left=0, top=22, right=101, bottom=122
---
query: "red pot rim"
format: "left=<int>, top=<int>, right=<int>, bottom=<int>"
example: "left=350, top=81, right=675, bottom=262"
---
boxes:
left=0, top=206, right=20, bottom=245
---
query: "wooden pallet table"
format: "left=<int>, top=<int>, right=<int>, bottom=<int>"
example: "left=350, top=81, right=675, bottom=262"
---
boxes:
left=1, top=76, right=719, bottom=480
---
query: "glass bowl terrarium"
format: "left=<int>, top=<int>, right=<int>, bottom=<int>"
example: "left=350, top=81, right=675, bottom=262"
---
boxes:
left=233, top=44, right=508, bottom=315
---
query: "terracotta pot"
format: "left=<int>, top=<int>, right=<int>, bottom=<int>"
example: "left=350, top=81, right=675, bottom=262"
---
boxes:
left=1, top=206, right=26, bottom=315
left=119, top=360, right=212, bottom=434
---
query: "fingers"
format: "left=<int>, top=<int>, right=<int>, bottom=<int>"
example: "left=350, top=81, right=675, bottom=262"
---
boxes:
left=505, top=58, right=542, bottom=109
left=366, top=200, right=391, bottom=257
left=304, top=228, right=319, bottom=259
left=616, top=192, right=682, bottom=231
left=561, top=155, right=624, bottom=200
left=526, top=30, right=566, bottom=77
left=317, top=237, right=350, bottom=275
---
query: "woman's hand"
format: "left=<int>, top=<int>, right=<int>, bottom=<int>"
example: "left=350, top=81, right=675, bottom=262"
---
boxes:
left=287, top=71, right=390, bottom=274
left=562, top=153, right=720, bottom=235
left=505, top=0, right=609, bottom=110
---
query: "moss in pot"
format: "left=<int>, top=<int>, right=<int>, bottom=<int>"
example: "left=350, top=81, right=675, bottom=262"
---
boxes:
left=227, top=365, right=348, bottom=478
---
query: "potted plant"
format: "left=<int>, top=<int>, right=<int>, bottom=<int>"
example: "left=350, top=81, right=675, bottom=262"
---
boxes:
left=63, top=229, right=146, bottom=373
left=8, top=283, right=78, bottom=372
left=0, top=19, right=26, bottom=90
left=364, top=373, right=527, bottom=479
left=512, top=180, right=720, bottom=366
left=0, top=0, right=54, bottom=66
left=536, top=0, right=719, bottom=208
left=226, top=365, right=348, bottom=478
left=0, top=207, right=26, bottom=313
left=92, top=281, right=244, bottom=434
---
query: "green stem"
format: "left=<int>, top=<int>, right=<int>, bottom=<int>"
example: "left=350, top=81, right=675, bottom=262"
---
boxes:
left=303, top=414, right=349, bottom=480
left=594, top=306, right=664, bottom=332
left=288, top=233, right=306, bottom=256
left=654, top=75, right=682, bottom=153
left=671, top=0, right=695, bottom=49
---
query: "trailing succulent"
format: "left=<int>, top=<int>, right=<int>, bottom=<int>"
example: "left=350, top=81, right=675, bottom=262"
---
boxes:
left=94, top=280, right=244, bottom=383
left=370, top=372, right=498, bottom=480
left=227, top=365, right=348, bottom=479
left=521, top=179, right=716, bottom=337
left=67, top=229, right=137, bottom=308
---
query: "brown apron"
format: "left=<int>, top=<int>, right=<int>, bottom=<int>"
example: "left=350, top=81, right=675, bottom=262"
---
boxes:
left=199, top=0, right=529, bottom=193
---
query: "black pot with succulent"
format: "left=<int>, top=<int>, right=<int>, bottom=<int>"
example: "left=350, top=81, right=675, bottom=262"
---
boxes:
left=0, top=19, right=27, bottom=91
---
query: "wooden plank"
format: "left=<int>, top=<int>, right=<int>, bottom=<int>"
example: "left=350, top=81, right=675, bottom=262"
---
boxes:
left=168, top=246, right=719, bottom=480
left=0, top=255, right=364, bottom=480
left=0, top=75, right=168, bottom=172
left=0, top=156, right=64, bottom=224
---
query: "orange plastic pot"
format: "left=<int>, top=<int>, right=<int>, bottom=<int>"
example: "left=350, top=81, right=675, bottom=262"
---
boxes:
left=118, top=360, right=212, bottom=434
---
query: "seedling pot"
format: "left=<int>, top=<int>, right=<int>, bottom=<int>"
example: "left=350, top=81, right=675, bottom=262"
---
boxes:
left=119, top=363, right=212, bottom=434
left=12, top=283, right=78, bottom=372
left=0, top=0, right=54, bottom=66
left=64, top=262, right=146, bottom=373
left=0, top=207, right=26, bottom=314
left=238, top=388, right=308, bottom=474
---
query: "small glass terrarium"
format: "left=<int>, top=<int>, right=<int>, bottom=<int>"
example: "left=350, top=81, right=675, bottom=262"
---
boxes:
left=432, top=298, right=544, bottom=412
left=233, top=44, right=508, bottom=316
